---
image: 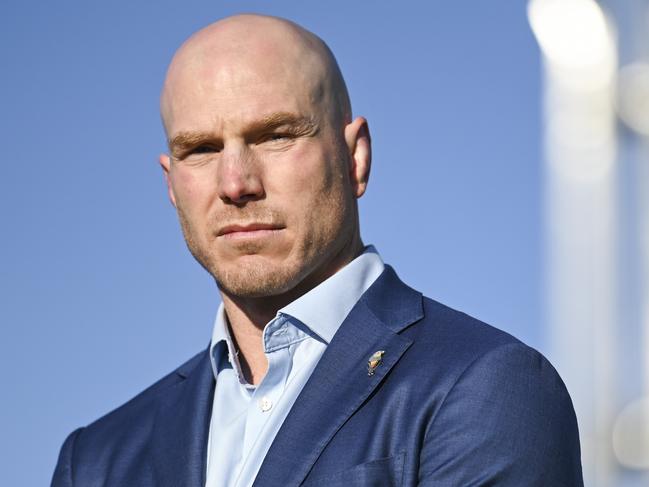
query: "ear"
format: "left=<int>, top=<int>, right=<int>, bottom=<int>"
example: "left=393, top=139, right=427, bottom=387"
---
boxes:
left=343, top=116, right=372, bottom=198
left=158, top=154, right=177, bottom=207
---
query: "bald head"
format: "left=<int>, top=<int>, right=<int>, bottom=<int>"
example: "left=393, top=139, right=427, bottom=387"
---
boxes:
left=157, top=14, right=372, bottom=304
left=160, top=14, right=351, bottom=138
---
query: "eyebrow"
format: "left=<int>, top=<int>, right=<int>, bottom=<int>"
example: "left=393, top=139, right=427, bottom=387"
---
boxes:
left=250, top=112, right=318, bottom=135
left=168, top=132, right=217, bottom=156
left=167, top=112, right=318, bottom=155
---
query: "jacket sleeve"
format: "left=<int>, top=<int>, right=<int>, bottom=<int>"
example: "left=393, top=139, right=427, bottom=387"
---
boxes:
left=418, top=343, right=583, bottom=486
left=51, top=428, right=84, bottom=487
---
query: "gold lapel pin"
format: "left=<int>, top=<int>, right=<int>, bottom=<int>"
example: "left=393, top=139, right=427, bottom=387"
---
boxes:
left=367, top=350, right=385, bottom=376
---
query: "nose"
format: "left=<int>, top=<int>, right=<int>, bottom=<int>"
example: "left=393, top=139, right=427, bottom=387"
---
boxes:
left=216, top=145, right=264, bottom=205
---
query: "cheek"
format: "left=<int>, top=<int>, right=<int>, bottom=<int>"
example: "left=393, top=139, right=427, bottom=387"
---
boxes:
left=277, top=157, right=349, bottom=239
left=267, top=143, right=341, bottom=195
left=170, top=167, right=215, bottom=214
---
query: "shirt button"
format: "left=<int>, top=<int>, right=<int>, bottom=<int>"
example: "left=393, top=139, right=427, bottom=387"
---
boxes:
left=259, top=396, right=273, bottom=412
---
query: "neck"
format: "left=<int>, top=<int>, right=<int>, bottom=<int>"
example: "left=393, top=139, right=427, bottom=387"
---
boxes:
left=218, top=236, right=364, bottom=384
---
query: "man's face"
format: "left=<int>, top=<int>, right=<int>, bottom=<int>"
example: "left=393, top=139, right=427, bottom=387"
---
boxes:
left=160, top=45, right=368, bottom=299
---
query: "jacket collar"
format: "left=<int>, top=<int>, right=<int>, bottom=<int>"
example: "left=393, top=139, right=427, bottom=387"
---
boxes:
left=150, top=347, right=215, bottom=487
left=253, top=265, right=423, bottom=486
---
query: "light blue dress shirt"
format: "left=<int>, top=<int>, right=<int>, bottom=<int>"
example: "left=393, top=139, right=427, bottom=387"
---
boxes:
left=205, top=246, right=385, bottom=487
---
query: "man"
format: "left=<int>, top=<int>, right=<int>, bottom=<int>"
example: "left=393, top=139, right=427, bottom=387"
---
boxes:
left=52, top=14, right=583, bottom=487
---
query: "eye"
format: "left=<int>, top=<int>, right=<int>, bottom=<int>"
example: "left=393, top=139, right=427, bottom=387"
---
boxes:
left=191, top=144, right=221, bottom=154
left=174, top=144, right=222, bottom=165
left=259, top=132, right=292, bottom=144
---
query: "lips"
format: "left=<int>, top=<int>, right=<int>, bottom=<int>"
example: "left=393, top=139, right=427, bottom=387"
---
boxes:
left=217, top=223, right=285, bottom=238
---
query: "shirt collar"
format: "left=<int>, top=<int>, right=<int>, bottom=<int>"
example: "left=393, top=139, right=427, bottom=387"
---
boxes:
left=210, top=306, right=248, bottom=383
left=278, top=245, right=384, bottom=343
left=209, top=245, right=384, bottom=379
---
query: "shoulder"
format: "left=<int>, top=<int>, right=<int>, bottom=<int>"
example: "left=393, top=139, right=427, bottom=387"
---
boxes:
left=414, top=297, right=572, bottom=415
left=399, top=296, right=541, bottom=386
left=365, top=267, right=568, bottom=403
left=365, top=266, right=533, bottom=372
left=61, top=349, right=205, bottom=453
left=94, top=350, right=203, bottom=422
left=52, top=350, right=208, bottom=485
left=419, top=296, right=574, bottom=408
left=401, top=297, right=582, bottom=484
left=392, top=292, right=579, bottom=441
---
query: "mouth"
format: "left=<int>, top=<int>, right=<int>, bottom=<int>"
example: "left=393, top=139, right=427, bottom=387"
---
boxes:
left=217, top=223, right=285, bottom=239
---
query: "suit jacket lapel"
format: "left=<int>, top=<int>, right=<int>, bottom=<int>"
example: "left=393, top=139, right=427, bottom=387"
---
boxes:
left=253, top=266, right=423, bottom=486
left=150, top=347, right=215, bottom=487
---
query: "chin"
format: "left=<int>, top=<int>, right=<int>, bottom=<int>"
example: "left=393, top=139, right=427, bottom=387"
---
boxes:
left=212, top=257, right=308, bottom=299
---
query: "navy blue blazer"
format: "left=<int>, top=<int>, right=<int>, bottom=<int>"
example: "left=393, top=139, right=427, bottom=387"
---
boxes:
left=52, top=266, right=583, bottom=486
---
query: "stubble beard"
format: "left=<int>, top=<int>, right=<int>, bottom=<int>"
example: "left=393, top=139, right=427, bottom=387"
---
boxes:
left=175, top=205, right=317, bottom=299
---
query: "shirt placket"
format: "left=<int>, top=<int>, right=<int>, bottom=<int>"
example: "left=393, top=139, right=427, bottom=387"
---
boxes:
left=237, top=316, right=294, bottom=483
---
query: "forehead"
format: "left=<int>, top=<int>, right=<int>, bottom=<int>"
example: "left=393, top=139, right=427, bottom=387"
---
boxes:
left=164, top=48, right=325, bottom=136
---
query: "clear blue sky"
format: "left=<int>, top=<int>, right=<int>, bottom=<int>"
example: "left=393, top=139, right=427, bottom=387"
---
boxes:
left=1, top=1, right=542, bottom=484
